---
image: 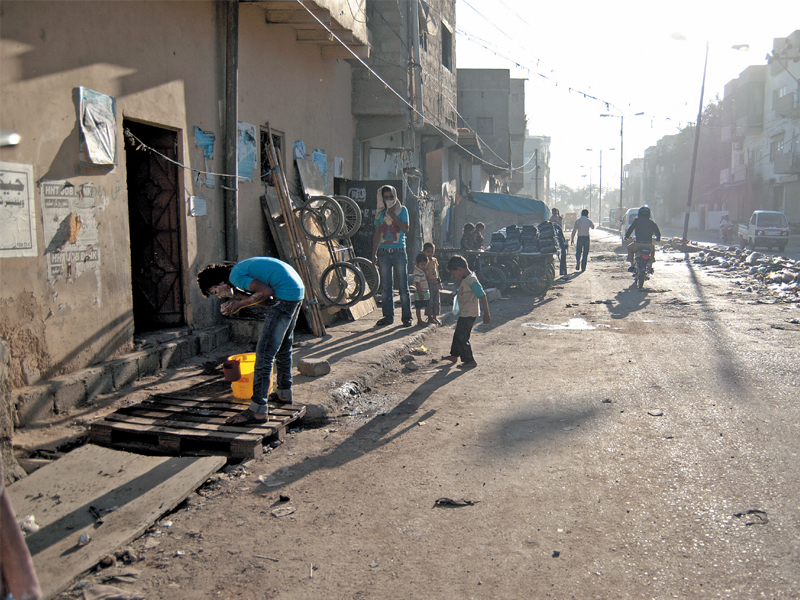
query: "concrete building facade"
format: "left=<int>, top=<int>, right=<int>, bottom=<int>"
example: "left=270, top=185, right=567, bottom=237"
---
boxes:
left=0, top=0, right=368, bottom=395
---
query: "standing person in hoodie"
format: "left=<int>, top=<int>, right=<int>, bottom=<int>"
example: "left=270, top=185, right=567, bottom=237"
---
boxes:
left=372, top=185, right=413, bottom=327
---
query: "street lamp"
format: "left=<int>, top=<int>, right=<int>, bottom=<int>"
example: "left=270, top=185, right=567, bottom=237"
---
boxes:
left=600, top=112, right=644, bottom=217
left=586, top=148, right=614, bottom=222
left=580, top=167, right=592, bottom=218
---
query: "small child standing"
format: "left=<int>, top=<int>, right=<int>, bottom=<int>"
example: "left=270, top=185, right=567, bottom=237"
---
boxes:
left=443, top=254, right=490, bottom=368
left=412, top=253, right=431, bottom=327
left=422, top=242, right=442, bottom=324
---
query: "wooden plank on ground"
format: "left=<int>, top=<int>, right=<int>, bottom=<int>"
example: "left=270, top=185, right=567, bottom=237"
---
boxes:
left=88, top=393, right=307, bottom=459
left=7, top=445, right=225, bottom=600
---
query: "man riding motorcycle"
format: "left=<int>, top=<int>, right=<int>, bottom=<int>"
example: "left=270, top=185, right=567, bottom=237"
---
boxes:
left=624, top=206, right=661, bottom=272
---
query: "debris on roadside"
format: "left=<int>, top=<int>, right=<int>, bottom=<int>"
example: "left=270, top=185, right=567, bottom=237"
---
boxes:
left=663, top=243, right=800, bottom=304
left=433, top=497, right=479, bottom=508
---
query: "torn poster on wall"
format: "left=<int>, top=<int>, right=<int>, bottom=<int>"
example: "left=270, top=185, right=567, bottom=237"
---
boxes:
left=41, top=180, right=100, bottom=285
left=0, top=161, right=37, bottom=258
left=237, top=122, right=257, bottom=181
left=311, top=149, right=327, bottom=189
left=193, top=126, right=216, bottom=188
left=79, top=87, right=117, bottom=166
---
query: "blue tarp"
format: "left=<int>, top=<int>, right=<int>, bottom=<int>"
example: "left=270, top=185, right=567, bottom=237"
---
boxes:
left=470, top=192, right=547, bottom=216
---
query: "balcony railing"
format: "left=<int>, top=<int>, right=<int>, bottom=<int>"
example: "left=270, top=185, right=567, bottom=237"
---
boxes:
left=736, top=113, right=763, bottom=133
left=775, top=93, right=800, bottom=118
left=774, top=151, right=800, bottom=175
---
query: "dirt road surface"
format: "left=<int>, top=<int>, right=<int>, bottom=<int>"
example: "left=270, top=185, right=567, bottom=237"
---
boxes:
left=56, top=230, right=800, bottom=599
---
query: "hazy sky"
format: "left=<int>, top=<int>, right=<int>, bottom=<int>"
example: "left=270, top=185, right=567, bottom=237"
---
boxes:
left=455, top=0, right=798, bottom=190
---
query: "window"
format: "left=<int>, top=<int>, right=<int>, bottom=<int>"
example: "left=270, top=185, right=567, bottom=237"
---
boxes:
left=770, top=134, right=784, bottom=162
left=441, top=24, right=452, bottom=71
left=476, top=117, right=493, bottom=136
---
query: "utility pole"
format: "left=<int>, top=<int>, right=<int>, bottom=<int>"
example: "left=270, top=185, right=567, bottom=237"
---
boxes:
left=682, top=42, right=709, bottom=242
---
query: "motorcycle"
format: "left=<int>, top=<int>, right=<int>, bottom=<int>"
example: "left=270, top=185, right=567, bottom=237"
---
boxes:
left=633, top=245, right=654, bottom=289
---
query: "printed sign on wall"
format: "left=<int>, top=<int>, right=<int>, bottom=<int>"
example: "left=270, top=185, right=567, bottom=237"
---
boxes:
left=0, top=161, right=37, bottom=258
left=41, top=180, right=100, bottom=284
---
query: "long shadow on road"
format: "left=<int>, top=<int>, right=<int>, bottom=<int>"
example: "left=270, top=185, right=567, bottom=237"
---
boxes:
left=253, top=365, right=468, bottom=491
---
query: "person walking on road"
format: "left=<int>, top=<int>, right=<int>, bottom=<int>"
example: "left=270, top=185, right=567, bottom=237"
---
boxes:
left=554, top=221, right=568, bottom=276
left=441, top=255, right=490, bottom=369
left=570, top=209, right=595, bottom=271
left=372, top=185, right=413, bottom=327
left=198, top=257, right=304, bottom=424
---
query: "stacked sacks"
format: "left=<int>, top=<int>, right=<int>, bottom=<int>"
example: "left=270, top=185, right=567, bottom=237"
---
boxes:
left=503, top=225, right=522, bottom=253
left=536, top=220, right=558, bottom=253
left=520, top=225, right=539, bottom=253
left=489, top=231, right=506, bottom=253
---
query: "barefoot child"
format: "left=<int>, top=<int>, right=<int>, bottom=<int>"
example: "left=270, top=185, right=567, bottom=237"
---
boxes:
left=442, top=255, right=490, bottom=368
left=422, top=242, right=442, bottom=324
left=412, top=253, right=431, bottom=327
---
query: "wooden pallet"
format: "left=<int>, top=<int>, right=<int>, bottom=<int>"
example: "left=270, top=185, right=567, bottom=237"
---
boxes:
left=89, top=392, right=305, bottom=460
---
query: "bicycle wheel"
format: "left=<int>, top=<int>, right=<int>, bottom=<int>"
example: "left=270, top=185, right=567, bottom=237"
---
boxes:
left=299, top=196, right=345, bottom=241
left=333, top=195, right=363, bottom=239
left=350, top=257, right=380, bottom=301
left=520, top=266, right=549, bottom=296
left=479, top=265, right=507, bottom=294
left=320, top=261, right=366, bottom=308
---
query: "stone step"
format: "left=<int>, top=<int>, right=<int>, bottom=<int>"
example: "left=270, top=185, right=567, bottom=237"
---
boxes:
left=12, top=325, right=230, bottom=428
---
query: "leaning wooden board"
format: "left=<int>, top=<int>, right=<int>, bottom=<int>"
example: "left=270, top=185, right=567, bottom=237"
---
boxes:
left=7, top=445, right=225, bottom=600
left=89, top=394, right=306, bottom=459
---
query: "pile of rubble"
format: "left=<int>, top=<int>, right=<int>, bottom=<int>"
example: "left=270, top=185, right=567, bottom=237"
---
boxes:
left=678, top=244, right=800, bottom=303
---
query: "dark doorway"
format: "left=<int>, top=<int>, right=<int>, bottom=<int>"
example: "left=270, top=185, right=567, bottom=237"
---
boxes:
left=124, top=120, right=185, bottom=332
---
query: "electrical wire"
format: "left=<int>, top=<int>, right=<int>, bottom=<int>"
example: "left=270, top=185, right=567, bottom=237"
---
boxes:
left=291, top=0, right=516, bottom=172
left=123, top=128, right=244, bottom=182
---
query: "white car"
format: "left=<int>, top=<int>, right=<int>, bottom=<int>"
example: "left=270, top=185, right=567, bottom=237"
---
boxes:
left=619, top=207, right=640, bottom=241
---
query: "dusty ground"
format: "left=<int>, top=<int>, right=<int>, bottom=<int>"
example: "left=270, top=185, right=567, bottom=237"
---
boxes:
left=25, top=231, right=800, bottom=598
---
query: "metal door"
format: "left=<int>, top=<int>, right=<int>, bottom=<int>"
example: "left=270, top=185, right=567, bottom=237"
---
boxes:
left=124, top=120, right=184, bottom=332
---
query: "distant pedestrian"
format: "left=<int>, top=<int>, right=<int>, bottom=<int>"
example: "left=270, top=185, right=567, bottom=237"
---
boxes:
left=412, top=253, right=431, bottom=327
left=422, top=242, right=442, bottom=324
left=460, top=222, right=476, bottom=252
left=549, top=207, right=563, bottom=227
left=553, top=221, right=568, bottom=276
left=441, top=255, right=490, bottom=369
left=474, top=222, right=486, bottom=250
left=372, top=185, right=412, bottom=327
left=198, top=257, right=304, bottom=424
left=570, top=209, right=595, bottom=271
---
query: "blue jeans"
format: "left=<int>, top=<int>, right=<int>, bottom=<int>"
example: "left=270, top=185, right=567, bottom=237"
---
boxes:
left=248, top=299, right=302, bottom=415
left=378, top=248, right=412, bottom=322
left=575, top=236, right=590, bottom=270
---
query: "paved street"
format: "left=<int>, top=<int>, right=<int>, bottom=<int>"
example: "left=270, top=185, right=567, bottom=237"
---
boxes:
left=56, top=229, right=800, bottom=599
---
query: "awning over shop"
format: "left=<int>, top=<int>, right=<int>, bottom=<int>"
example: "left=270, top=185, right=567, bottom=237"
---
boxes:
left=470, top=192, right=547, bottom=216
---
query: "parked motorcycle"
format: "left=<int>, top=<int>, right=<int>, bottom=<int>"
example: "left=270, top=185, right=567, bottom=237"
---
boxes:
left=633, top=245, right=654, bottom=289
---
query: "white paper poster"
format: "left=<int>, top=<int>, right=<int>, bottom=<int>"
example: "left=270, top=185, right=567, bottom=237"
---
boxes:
left=0, top=161, right=37, bottom=258
left=41, top=180, right=100, bottom=283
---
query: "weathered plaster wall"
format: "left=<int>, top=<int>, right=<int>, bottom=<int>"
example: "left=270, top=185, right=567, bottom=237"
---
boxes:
left=236, top=5, right=357, bottom=260
left=0, top=1, right=361, bottom=393
left=0, top=1, right=224, bottom=387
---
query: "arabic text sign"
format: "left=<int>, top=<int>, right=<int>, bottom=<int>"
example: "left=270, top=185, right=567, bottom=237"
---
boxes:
left=41, top=180, right=100, bottom=282
left=0, top=161, right=37, bottom=258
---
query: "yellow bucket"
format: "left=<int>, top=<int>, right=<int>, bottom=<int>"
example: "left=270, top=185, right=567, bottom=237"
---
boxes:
left=228, top=353, right=275, bottom=400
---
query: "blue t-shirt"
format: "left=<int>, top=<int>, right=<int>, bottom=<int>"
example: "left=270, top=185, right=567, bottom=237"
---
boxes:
left=374, top=206, right=409, bottom=249
left=229, top=257, right=305, bottom=301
